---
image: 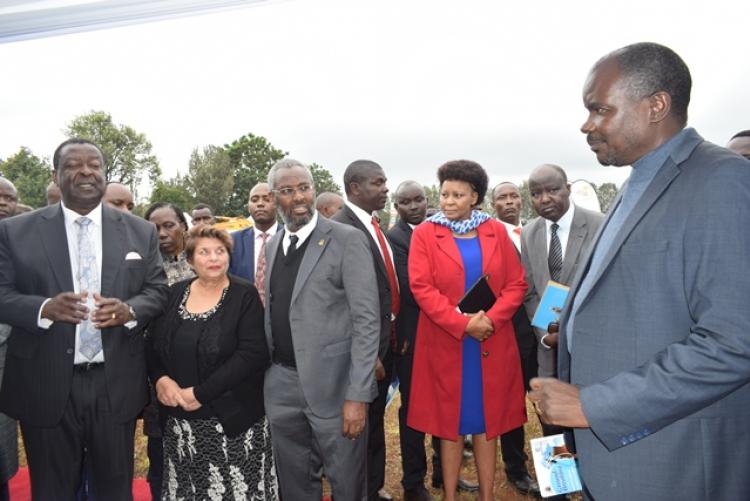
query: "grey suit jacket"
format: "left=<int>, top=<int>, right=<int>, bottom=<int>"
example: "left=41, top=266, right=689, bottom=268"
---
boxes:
left=0, top=204, right=168, bottom=426
left=558, top=129, right=750, bottom=500
left=521, top=205, right=603, bottom=377
left=263, top=215, right=380, bottom=417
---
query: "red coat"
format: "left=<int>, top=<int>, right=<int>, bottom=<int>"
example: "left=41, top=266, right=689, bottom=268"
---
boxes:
left=407, top=219, right=527, bottom=440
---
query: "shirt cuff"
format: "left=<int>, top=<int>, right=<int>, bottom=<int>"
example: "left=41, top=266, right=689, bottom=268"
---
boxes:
left=125, top=319, right=138, bottom=330
left=37, top=298, right=53, bottom=329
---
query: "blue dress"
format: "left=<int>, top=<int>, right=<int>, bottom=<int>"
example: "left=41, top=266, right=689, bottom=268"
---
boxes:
left=454, top=237, right=485, bottom=435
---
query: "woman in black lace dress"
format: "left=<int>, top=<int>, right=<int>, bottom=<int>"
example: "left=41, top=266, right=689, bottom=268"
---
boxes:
left=147, top=225, right=277, bottom=500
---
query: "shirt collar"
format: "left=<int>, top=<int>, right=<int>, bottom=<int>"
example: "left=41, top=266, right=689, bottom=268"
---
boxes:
left=629, top=127, right=691, bottom=187
left=284, top=211, right=319, bottom=247
left=345, top=200, right=377, bottom=226
left=61, top=201, right=103, bottom=228
left=544, top=202, right=574, bottom=233
left=255, top=223, right=279, bottom=240
left=499, top=219, right=522, bottom=232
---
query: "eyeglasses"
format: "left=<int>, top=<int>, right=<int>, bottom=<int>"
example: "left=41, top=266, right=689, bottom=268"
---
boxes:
left=274, top=184, right=313, bottom=197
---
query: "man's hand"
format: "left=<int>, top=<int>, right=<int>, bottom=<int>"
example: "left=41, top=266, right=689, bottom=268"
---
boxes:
left=542, top=332, right=559, bottom=348
left=91, top=293, right=132, bottom=328
left=342, top=400, right=366, bottom=440
left=465, top=310, right=494, bottom=341
left=179, top=387, right=203, bottom=412
left=374, top=357, right=386, bottom=381
left=41, top=292, right=89, bottom=324
left=155, top=376, right=188, bottom=408
left=529, top=377, right=590, bottom=428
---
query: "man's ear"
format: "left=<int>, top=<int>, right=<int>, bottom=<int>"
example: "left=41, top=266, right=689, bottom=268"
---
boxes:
left=649, top=91, right=672, bottom=123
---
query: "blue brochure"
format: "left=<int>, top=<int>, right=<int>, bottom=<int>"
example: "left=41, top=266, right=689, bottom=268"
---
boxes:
left=531, top=280, right=570, bottom=331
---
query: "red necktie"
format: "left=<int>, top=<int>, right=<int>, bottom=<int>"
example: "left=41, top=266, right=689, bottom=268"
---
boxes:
left=255, top=232, right=268, bottom=306
left=513, top=226, right=522, bottom=235
left=371, top=217, right=400, bottom=349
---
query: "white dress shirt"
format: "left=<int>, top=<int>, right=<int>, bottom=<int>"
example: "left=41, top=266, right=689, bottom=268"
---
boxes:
left=38, top=203, right=105, bottom=363
left=282, top=211, right=319, bottom=255
left=253, top=223, right=279, bottom=274
left=499, top=219, right=523, bottom=252
left=543, top=203, right=576, bottom=260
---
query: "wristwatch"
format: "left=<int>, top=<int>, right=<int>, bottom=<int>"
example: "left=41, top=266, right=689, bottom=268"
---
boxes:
left=127, top=305, right=137, bottom=322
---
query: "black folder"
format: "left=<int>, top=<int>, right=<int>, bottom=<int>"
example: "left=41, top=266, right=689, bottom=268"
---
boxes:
left=457, top=275, right=496, bottom=314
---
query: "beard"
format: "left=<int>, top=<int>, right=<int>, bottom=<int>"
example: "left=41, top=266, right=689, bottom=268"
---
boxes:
left=281, top=203, right=315, bottom=232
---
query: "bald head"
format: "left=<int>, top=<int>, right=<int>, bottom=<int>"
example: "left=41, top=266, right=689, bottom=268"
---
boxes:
left=728, top=130, right=750, bottom=160
left=248, top=182, right=277, bottom=231
left=316, top=192, right=345, bottom=219
left=393, top=180, right=427, bottom=225
left=103, top=182, right=134, bottom=213
left=0, top=178, right=18, bottom=220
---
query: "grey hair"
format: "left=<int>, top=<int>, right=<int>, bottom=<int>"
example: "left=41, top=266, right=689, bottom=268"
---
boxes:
left=267, top=158, right=315, bottom=191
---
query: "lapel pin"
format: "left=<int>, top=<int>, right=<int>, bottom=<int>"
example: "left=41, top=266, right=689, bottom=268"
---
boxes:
left=318, top=239, right=325, bottom=246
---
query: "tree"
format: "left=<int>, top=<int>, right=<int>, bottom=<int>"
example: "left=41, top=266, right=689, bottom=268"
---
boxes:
left=0, top=147, right=51, bottom=209
left=149, top=174, right=193, bottom=212
left=224, top=133, right=287, bottom=216
left=595, top=182, right=619, bottom=213
left=64, top=110, right=161, bottom=196
left=186, top=145, right=234, bottom=214
left=517, top=180, right=536, bottom=224
left=424, top=184, right=440, bottom=209
left=309, top=162, right=341, bottom=195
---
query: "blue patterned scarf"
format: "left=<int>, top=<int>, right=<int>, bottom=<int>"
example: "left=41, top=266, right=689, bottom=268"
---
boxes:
left=427, top=210, right=491, bottom=234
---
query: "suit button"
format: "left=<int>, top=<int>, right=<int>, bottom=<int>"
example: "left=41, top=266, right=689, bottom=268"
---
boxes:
left=66, top=348, right=74, bottom=355
left=482, top=351, right=489, bottom=357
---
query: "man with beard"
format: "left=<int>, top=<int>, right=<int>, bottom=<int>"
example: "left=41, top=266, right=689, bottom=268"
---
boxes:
left=490, top=182, right=540, bottom=497
left=0, top=138, right=167, bottom=500
left=333, top=160, right=397, bottom=501
left=229, top=183, right=282, bottom=305
left=530, top=42, right=750, bottom=500
left=263, top=159, right=380, bottom=501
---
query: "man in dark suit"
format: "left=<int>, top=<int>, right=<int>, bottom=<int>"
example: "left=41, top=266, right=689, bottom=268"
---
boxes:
left=263, top=158, right=380, bottom=500
left=332, top=159, right=396, bottom=501
left=0, top=138, right=168, bottom=500
left=491, top=182, right=540, bottom=497
left=228, top=182, right=282, bottom=302
left=386, top=181, right=432, bottom=501
left=530, top=42, right=750, bottom=500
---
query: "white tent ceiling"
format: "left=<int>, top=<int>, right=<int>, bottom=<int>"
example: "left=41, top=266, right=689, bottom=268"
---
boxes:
left=0, top=0, right=270, bottom=43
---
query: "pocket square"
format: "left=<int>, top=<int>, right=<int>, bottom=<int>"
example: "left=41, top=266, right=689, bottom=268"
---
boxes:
left=125, top=252, right=142, bottom=260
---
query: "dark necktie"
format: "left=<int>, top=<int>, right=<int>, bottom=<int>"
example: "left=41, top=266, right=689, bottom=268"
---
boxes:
left=255, top=232, right=268, bottom=306
left=287, top=234, right=299, bottom=255
left=548, top=222, right=562, bottom=282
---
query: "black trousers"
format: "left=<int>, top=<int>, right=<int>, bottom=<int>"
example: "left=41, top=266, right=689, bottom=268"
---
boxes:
left=395, top=346, right=441, bottom=490
left=21, top=365, right=136, bottom=501
left=367, top=349, right=394, bottom=500
left=500, top=326, right=539, bottom=478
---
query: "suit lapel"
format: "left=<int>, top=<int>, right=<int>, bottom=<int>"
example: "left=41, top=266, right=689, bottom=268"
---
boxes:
left=560, top=208, right=587, bottom=284
left=435, top=225, right=463, bottom=268
left=101, top=206, right=126, bottom=297
left=39, top=205, right=74, bottom=292
left=244, top=228, right=255, bottom=276
left=265, top=228, right=282, bottom=302
left=576, top=161, right=681, bottom=308
left=291, top=219, right=331, bottom=305
left=530, top=218, right=551, bottom=285
left=342, top=206, right=388, bottom=280
left=478, top=222, right=497, bottom=276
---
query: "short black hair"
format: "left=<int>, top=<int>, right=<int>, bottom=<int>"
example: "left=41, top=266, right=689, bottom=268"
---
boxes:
left=192, top=203, right=212, bottom=212
left=492, top=181, right=519, bottom=200
left=144, top=201, right=188, bottom=229
left=730, top=130, right=750, bottom=141
left=606, top=42, right=692, bottom=125
left=437, top=160, right=489, bottom=205
left=53, top=138, right=105, bottom=170
left=343, top=160, right=383, bottom=195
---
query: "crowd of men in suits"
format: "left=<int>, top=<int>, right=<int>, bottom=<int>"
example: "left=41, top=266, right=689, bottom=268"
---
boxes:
left=0, top=41, right=749, bottom=501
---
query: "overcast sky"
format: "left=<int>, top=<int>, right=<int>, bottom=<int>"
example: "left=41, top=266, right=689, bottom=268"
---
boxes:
left=2, top=0, right=748, bottom=199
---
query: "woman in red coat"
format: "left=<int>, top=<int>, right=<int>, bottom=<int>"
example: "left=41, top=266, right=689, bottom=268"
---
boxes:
left=407, top=160, right=527, bottom=501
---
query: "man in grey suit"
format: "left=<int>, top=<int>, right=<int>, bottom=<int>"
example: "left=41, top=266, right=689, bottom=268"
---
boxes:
left=530, top=42, right=750, bottom=500
left=263, top=158, right=381, bottom=501
left=521, top=165, right=603, bottom=382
